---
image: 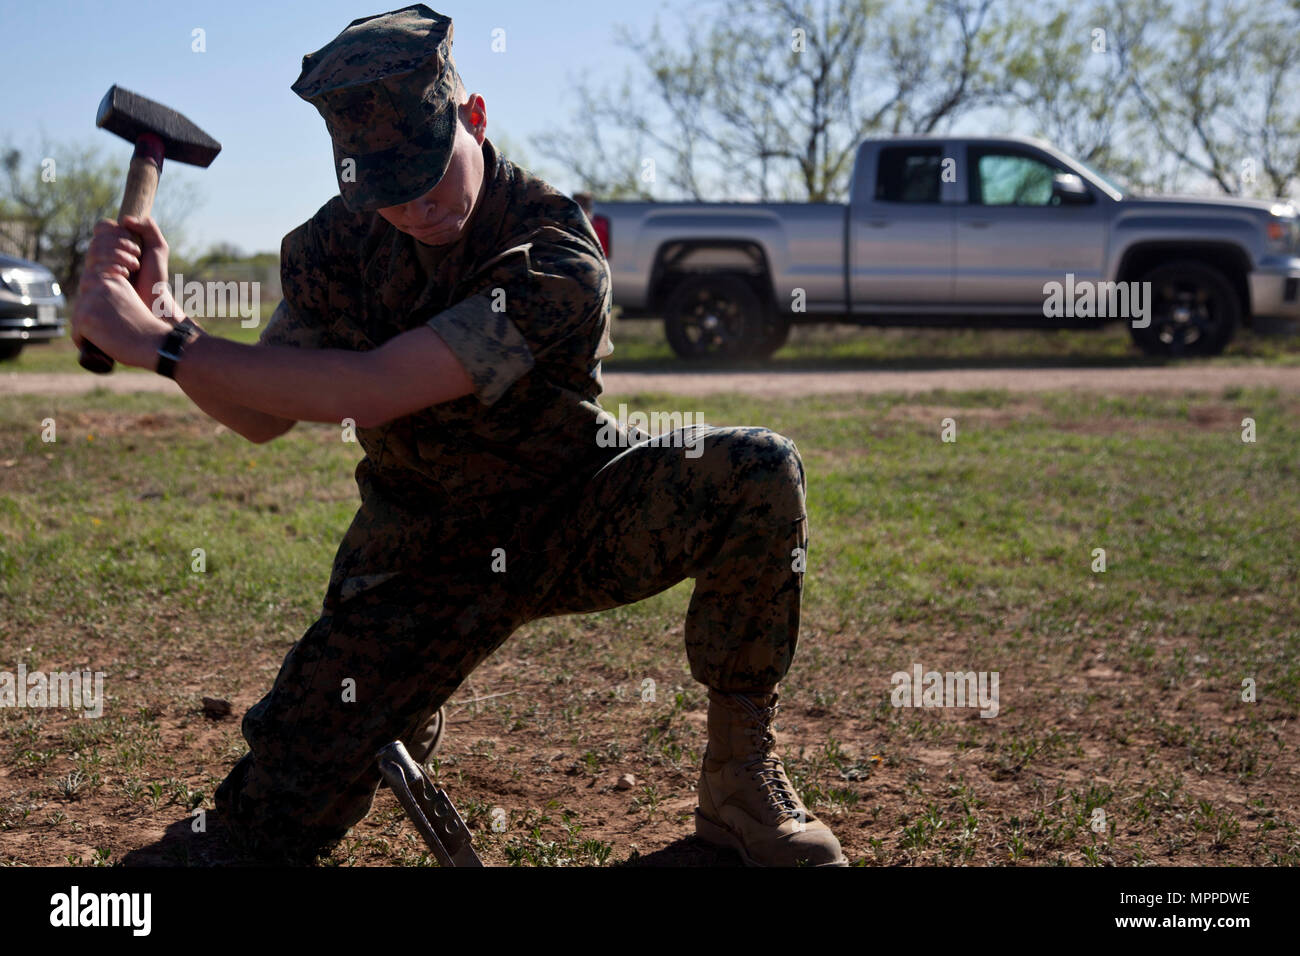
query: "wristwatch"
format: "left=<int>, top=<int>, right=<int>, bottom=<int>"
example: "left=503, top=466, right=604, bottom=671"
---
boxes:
left=156, top=319, right=202, bottom=379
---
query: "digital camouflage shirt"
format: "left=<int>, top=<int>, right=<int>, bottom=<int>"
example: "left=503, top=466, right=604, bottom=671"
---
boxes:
left=260, top=138, right=622, bottom=585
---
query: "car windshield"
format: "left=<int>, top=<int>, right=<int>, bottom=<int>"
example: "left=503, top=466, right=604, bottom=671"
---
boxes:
left=1072, top=158, right=1130, bottom=197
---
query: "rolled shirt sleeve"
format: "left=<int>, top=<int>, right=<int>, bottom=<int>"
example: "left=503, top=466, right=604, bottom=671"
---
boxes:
left=426, top=291, right=536, bottom=405
left=425, top=230, right=610, bottom=406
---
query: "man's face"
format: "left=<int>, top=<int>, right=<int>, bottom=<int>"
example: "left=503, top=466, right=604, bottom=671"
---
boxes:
left=378, top=95, right=488, bottom=246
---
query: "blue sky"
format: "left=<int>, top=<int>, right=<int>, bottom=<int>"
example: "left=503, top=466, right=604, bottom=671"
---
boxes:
left=5, top=0, right=669, bottom=254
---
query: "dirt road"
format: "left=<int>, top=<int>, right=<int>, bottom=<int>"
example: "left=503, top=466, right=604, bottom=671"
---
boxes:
left=4, top=364, right=1298, bottom=398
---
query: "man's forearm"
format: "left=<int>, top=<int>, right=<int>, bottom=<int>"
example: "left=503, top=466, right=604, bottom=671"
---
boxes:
left=175, top=334, right=380, bottom=426
left=144, top=308, right=292, bottom=442
left=181, top=380, right=295, bottom=443
left=168, top=322, right=473, bottom=431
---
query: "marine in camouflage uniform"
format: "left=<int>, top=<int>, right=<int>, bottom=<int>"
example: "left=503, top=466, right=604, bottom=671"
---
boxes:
left=212, top=4, right=846, bottom=867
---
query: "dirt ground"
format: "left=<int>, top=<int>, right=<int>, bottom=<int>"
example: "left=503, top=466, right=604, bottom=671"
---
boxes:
left=3, top=613, right=1294, bottom=868
left=2, top=370, right=1296, bottom=868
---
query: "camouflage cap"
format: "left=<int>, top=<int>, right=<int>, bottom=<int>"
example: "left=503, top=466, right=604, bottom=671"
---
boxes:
left=292, top=4, right=463, bottom=212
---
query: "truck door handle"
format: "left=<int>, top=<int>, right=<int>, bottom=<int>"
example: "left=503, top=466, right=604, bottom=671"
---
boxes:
left=964, top=220, right=992, bottom=229
left=865, top=219, right=889, bottom=228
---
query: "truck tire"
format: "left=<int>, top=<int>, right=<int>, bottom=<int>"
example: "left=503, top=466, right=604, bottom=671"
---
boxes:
left=0, top=343, right=23, bottom=361
left=1129, top=260, right=1240, bottom=357
left=663, top=275, right=774, bottom=361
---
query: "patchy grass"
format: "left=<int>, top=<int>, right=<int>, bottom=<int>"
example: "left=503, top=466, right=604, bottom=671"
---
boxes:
left=600, top=316, right=1300, bottom=370
left=0, top=383, right=1297, bottom=866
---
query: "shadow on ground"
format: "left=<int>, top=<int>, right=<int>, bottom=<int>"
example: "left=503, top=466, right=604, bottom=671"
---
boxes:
left=120, top=818, right=248, bottom=867
left=119, top=818, right=745, bottom=867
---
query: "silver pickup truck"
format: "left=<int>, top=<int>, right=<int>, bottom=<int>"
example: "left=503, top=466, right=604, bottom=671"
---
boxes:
left=592, top=136, right=1300, bottom=359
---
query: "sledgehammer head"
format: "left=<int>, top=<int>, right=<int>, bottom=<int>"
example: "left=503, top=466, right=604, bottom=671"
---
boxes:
left=96, top=85, right=221, bottom=167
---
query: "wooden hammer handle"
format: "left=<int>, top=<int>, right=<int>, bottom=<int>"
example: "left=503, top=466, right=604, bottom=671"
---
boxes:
left=78, top=133, right=164, bottom=374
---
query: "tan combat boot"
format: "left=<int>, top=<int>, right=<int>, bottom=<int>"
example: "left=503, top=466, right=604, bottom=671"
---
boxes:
left=696, top=689, right=848, bottom=866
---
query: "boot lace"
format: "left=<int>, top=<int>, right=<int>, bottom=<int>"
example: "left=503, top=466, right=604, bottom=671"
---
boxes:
left=738, top=697, right=802, bottom=824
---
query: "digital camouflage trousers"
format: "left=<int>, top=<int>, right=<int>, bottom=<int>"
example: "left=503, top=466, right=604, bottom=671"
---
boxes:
left=213, top=424, right=808, bottom=861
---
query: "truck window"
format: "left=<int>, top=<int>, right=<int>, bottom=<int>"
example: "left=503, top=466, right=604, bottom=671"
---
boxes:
left=875, top=146, right=943, bottom=203
left=971, top=151, right=1057, bottom=206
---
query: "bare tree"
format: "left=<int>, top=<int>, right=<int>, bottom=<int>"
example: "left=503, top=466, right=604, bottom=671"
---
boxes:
left=534, top=80, right=657, bottom=200
left=0, top=138, right=200, bottom=292
left=1002, top=2, right=1136, bottom=164
left=539, top=0, right=1300, bottom=202
left=537, top=0, right=1030, bottom=202
left=1116, top=0, right=1300, bottom=197
left=1227, top=12, right=1300, bottom=197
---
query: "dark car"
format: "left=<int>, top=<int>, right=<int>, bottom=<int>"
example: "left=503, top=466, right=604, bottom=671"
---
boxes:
left=0, top=253, right=66, bottom=359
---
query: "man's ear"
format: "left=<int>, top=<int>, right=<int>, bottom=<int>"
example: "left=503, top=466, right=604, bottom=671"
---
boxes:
left=463, top=94, right=487, bottom=142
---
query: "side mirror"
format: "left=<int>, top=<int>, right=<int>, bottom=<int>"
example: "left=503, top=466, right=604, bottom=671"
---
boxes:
left=1052, top=172, right=1092, bottom=205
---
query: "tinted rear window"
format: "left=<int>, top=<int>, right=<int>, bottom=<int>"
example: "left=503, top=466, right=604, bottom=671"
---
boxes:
left=875, top=147, right=944, bottom=203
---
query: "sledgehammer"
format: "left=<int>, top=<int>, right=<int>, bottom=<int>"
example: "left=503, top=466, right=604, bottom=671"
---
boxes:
left=80, top=85, right=221, bottom=374
left=377, top=740, right=484, bottom=867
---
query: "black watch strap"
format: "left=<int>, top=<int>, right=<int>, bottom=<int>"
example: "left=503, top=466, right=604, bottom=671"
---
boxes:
left=156, top=319, right=201, bottom=379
